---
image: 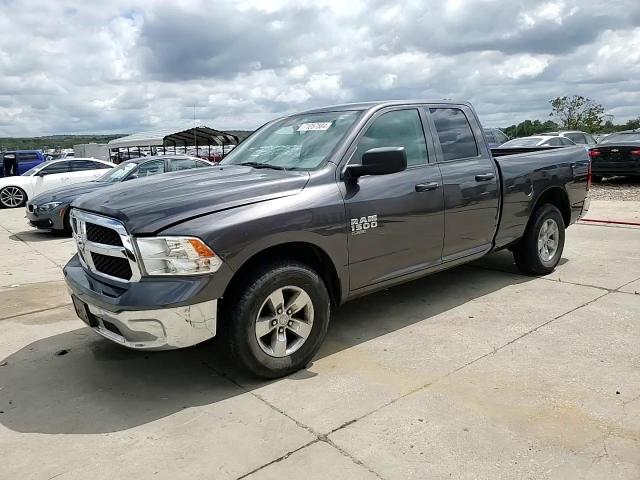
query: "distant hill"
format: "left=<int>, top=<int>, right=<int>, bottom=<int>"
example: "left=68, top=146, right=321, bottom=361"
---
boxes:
left=0, top=134, right=125, bottom=151
left=0, top=130, right=254, bottom=151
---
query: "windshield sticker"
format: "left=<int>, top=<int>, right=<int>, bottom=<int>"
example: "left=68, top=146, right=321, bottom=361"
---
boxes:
left=297, top=122, right=332, bottom=132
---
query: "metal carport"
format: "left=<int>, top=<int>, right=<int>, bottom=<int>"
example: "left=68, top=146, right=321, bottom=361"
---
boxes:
left=107, top=126, right=239, bottom=163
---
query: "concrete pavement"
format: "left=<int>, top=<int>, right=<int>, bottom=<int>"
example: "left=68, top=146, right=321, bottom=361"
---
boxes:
left=1, top=202, right=639, bottom=479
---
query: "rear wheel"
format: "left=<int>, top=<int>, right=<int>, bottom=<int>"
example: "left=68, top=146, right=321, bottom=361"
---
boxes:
left=513, top=204, right=565, bottom=275
left=221, top=261, right=331, bottom=379
left=0, top=186, right=27, bottom=208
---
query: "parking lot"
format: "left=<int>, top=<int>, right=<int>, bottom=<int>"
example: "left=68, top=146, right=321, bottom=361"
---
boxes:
left=1, top=201, right=639, bottom=479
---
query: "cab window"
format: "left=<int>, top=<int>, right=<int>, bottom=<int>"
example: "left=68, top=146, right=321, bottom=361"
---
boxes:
left=169, top=158, right=196, bottom=172
left=429, top=108, right=478, bottom=161
left=129, top=159, right=166, bottom=179
left=354, top=109, right=428, bottom=167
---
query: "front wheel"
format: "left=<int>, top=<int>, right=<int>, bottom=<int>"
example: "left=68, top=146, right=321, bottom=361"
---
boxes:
left=220, top=261, right=331, bottom=379
left=0, top=186, right=27, bottom=208
left=513, top=204, right=565, bottom=275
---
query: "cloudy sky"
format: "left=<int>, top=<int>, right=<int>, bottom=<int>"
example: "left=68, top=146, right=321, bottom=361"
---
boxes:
left=1, top=0, right=639, bottom=136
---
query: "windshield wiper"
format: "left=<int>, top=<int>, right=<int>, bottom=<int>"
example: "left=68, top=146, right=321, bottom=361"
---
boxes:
left=239, top=162, right=287, bottom=171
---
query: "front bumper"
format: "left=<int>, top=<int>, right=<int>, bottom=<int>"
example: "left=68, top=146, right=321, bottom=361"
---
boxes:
left=72, top=293, right=217, bottom=350
left=25, top=203, right=68, bottom=230
left=64, top=254, right=222, bottom=350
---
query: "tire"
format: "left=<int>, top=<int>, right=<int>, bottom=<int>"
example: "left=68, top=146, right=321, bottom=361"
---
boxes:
left=513, top=204, right=565, bottom=276
left=591, top=175, right=603, bottom=183
left=0, top=186, right=27, bottom=208
left=220, top=261, right=331, bottom=379
left=61, top=209, right=72, bottom=235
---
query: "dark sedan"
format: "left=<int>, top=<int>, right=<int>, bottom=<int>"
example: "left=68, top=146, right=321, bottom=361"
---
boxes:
left=588, top=130, right=640, bottom=181
left=26, top=155, right=212, bottom=232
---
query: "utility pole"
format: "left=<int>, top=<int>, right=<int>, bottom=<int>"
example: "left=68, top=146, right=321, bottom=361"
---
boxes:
left=193, top=104, right=197, bottom=155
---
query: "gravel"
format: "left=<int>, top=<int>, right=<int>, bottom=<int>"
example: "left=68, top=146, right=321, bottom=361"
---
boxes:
left=590, top=178, right=640, bottom=201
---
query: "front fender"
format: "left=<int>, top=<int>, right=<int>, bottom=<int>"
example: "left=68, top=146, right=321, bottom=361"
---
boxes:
left=160, top=182, right=349, bottom=298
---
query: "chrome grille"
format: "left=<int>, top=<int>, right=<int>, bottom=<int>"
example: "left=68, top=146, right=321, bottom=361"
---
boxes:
left=86, top=223, right=123, bottom=246
left=91, top=252, right=133, bottom=280
left=70, top=209, right=141, bottom=282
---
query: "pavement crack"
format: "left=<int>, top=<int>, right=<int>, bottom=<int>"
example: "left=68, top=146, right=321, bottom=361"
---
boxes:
left=469, top=262, right=638, bottom=294
left=234, top=439, right=319, bottom=480
left=0, top=303, right=71, bottom=322
left=198, top=360, right=386, bottom=479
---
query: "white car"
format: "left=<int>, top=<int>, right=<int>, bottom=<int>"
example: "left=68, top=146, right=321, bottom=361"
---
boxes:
left=499, top=135, right=577, bottom=148
left=0, top=158, right=114, bottom=208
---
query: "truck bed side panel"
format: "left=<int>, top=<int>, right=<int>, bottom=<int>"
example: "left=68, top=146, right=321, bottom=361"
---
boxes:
left=493, top=147, right=589, bottom=249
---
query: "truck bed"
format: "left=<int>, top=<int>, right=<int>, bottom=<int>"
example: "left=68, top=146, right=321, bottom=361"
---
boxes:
left=492, top=146, right=590, bottom=249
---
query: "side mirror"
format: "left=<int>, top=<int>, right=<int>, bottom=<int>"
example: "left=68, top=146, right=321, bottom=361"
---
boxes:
left=345, top=147, right=407, bottom=179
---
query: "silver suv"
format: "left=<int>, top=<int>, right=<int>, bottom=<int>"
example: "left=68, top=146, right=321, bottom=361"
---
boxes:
left=543, top=131, right=597, bottom=147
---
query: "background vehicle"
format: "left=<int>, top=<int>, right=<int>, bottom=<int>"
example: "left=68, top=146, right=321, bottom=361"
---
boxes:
left=65, top=100, right=590, bottom=379
left=483, top=128, right=509, bottom=148
left=499, top=135, right=577, bottom=148
left=588, top=129, right=640, bottom=181
left=27, top=155, right=212, bottom=231
left=1, top=150, right=47, bottom=177
left=0, top=158, right=113, bottom=209
left=542, top=130, right=598, bottom=148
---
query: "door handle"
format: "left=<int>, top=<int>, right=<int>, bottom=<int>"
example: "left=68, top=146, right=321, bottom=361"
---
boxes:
left=475, top=173, right=495, bottom=181
left=415, top=182, right=439, bottom=192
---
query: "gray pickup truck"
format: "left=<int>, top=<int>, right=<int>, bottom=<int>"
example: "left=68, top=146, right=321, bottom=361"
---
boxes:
left=64, top=100, right=591, bottom=378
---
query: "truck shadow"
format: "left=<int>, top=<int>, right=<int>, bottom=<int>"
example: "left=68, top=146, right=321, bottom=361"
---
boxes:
left=0, top=254, right=542, bottom=435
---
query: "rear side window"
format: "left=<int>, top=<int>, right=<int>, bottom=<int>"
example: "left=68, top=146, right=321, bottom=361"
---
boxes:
left=70, top=160, right=107, bottom=171
left=429, top=108, right=478, bottom=161
left=495, top=130, right=508, bottom=144
left=547, top=138, right=562, bottom=146
left=354, top=109, right=428, bottom=167
left=566, top=133, right=587, bottom=144
left=560, top=138, right=574, bottom=146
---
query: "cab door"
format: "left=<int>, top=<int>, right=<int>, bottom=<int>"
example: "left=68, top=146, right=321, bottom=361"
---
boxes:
left=16, top=152, right=42, bottom=174
left=33, top=161, right=71, bottom=195
left=425, top=105, right=500, bottom=261
left=341, top=107, right=445, bottom=290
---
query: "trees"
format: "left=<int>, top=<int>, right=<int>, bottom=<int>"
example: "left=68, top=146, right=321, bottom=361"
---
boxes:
left=504, top=119, right=557, bottom=138
left=549, top=95, right=604, bottom=132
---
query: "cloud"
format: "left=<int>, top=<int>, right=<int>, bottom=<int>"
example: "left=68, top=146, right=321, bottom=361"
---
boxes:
left=0, top=0, right=639, bottom=136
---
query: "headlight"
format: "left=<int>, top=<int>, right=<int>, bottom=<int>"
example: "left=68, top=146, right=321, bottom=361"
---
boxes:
left=37, top=201, right=62, bottom=212
left=135, top=236, right=223, bottom=276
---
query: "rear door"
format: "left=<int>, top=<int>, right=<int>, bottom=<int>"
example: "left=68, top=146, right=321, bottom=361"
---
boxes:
left=425, top=105, right=500, bottom=261
left=342, top=107, right=445, bottom=290
left=69, top=160, right=111, bottom=182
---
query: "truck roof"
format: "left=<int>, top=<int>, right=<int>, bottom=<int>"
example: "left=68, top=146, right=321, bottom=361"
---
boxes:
left=299, top=99, right=470, bottom=114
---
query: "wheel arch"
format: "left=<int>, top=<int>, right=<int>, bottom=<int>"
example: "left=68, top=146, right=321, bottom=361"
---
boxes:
left=223, top=241, right=343, bottom=307
left=0, top=184, right=29, bottom=207
left=531, top=186, right=571, bottom=227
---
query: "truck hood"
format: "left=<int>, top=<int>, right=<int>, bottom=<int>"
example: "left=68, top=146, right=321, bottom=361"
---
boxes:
left=72, top=165, right=310, bottom=234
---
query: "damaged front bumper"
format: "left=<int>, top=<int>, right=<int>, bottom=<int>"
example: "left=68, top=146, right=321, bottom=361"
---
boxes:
left=71, top=295, right=217, bottom=350
left=64, top=254, right=224, bottom=350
